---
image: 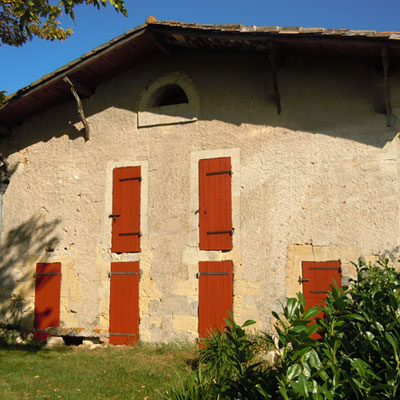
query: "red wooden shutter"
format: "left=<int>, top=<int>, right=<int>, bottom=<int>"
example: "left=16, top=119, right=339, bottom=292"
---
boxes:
left=198, top=260, right=233, bottom=339
left=112, top=166, right=141, bottom=253
left=199, top=157, right=233, bottom=251
left=109, top=262, right=139, bottom=345
left=34, top=263, right=61, bottom=341
left=302, top=260, right=341, bottom=338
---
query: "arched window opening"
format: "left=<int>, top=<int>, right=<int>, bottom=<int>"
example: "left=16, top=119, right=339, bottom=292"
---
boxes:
left=151, top=84, right=189, bottom=107
left=137, top=72, right=199, bottom=128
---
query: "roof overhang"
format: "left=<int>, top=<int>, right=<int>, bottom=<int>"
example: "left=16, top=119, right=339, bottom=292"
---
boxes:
left=2, top=20, right=400, bottom=132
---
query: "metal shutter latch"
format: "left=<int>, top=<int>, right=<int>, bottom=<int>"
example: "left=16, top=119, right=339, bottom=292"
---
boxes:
left=298, top=276, right=309, bottom=284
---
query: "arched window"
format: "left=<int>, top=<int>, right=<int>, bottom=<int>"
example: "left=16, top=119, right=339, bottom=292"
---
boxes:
left=138, top=72, right=200, bottom=128
left=151, top=84, right=189, bottom=107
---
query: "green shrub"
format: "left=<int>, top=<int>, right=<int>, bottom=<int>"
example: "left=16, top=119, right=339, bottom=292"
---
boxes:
left=199, top=313, right=257, bottom=375
left=164, top=258, right=400, bottom=400
left=200, top=314, right=265, bottom=399
left=259, top=258, right=400, bottom=399
left=0, top=294, right=32, bottom=346
left=164, top=316, right=264, bottom=400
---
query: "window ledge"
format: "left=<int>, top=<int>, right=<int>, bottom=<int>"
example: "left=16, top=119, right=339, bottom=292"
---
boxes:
left=138, top=103, right=197, bottom=128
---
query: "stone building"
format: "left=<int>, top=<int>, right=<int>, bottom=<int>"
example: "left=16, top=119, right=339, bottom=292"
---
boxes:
left=0, top=20, right=400, bottom=344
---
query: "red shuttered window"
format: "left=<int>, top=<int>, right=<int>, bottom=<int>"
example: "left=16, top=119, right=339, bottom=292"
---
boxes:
left=109, top=262, right=139, bottom=345
left=198, top=260, right=233, bottom=339
left=34, top=263, right=61, bottom=341
left=199, top=157, right=233, bottom=251
left=301, top=260, right=341, bottom=338
left=111, top=166, right=141, bottom=253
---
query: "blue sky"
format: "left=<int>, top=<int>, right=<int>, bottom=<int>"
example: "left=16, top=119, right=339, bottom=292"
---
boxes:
left=1, top=0, right=400, bottom=95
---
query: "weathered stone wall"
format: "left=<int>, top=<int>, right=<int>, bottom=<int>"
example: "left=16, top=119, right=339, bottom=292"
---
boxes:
left=1, top=50, right=399, bottom=341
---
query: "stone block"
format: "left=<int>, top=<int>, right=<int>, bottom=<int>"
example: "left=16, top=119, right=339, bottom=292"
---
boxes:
left=46, top=336, right=64, bottom=347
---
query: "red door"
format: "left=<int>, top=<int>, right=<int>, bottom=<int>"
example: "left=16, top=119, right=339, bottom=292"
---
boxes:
left=109, top=262, right=139, bottom=345
left=112, top=166, right=141, bottom=253
left=198, top=261, right=233, bottom=339
left=302, top=260, right=341, bottom=337
left=34, top=263, right=61, bottom=341
left=199, top=157, right=233, bottom=251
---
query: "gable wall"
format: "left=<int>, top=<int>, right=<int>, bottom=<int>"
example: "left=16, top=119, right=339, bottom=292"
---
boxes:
left=1, top=50, right=399, bottom=341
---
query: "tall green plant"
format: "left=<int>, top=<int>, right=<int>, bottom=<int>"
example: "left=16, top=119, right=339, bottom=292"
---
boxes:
left=200, top=314, right=264, bottom=399
left=164, top=316, right=263, bottom=400
left=262, top=258, right=400, bottom=399
left=199, top=312, right=256, bottom=375
left=0, top=294, right=32, bottom=345
left=164, top=258, right=400, bottom=400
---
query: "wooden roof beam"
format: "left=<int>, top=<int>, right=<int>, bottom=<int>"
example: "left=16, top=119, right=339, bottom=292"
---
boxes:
left=381, top=44, right=392, bottom=127
left=63, top=76, right=93, bottom=98
left=269, top=42, right=281, bottom=114
left=63, top=76, right=90, bottom=140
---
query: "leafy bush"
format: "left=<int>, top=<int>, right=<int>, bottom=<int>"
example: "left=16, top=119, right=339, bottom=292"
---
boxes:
left=164, top=316, right=264, bottom=400
left=199, top=314, right=265, bottom=399
left=0, top=294, right=32, bottom=345
left=264, top=258, right=400, bottom=399
left=164, top=258, right=400, bottom=399
left=199, top=313, right=257, bottom=375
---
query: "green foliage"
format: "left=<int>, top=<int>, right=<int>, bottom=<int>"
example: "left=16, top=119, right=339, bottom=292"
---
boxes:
left=0, top=0, right=127, bottom=47
left=165, top=315, right=264, bottom=400
left=199, top=313, right=257, bottom=375
left=164, top=258, right=400, bottom=400
left=263, top=258, right=400, bottom=399
left=201, top=314, right=264, bottom=399
left=0, top=294, right=32, bottom=345
left=0, top=0, right=127, bottom=105
left=163, top=367, right=218, bottom=400
left=0, top=90, right=6, bottom=104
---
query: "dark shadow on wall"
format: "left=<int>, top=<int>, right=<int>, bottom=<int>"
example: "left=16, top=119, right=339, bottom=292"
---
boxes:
left=4, top=102, right=85, bottom=156
left=0, top=215, right=61, bottom=329
left=2, top=50, right=399, bottom=157
left=0, top=160, right=17, bottom=186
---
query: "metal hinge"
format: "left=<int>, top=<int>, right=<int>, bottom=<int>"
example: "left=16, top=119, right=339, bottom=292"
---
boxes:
left=206, top=228, right=234, bottom=236
left=119, top=232, right=142, bottom=237
left=109, top=332, right=136, bottom=337
left=34, top=272, right=59, bottom=278
left=206, top=170, right=232, bottom=176
left=196, top=272, right=230, bottom=278
left=109, top=214, right=120, bottom=218
left=310, top=291, right=329, bottom=294
left=310, top=267, right=341, bottom=271
left=108, top=272, right=137, bottom=278
left=119, top=176, right=142, bottom=182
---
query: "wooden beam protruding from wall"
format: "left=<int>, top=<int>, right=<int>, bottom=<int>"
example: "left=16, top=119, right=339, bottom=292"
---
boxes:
left=381, top=44, right=392, bottom=127
left=63, top=76, right=90, bottom=140
left=269, top=42, right=281, bottom=115
left=66, top=77, right=94, bottom=98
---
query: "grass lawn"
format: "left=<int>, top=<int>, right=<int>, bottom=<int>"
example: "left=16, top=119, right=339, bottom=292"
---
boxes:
left=0, top=342, right=198, bottom=400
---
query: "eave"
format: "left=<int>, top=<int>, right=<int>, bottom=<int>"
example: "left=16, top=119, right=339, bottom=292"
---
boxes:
left=1, top=20, right=400, bottom=132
